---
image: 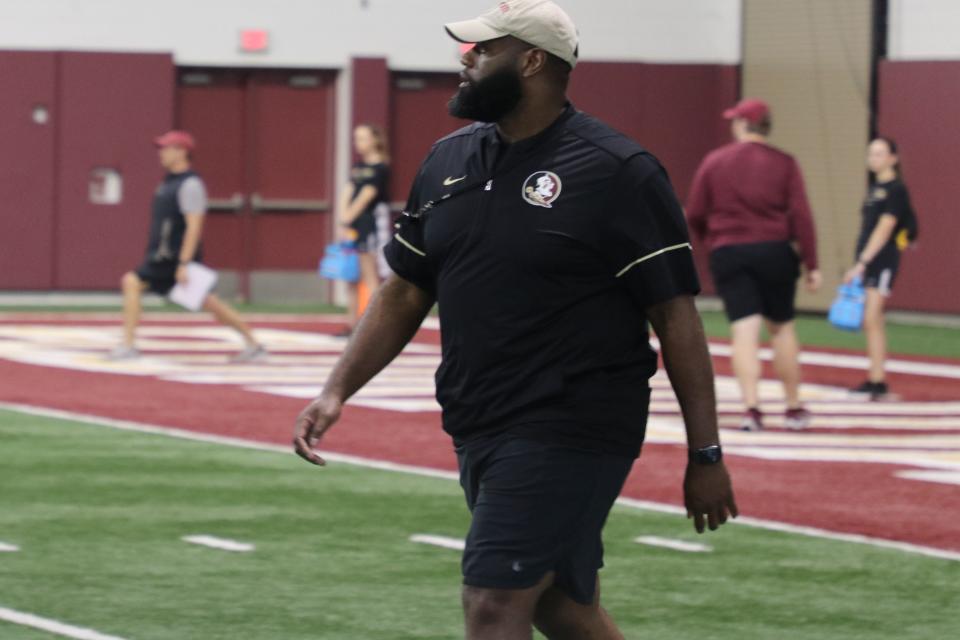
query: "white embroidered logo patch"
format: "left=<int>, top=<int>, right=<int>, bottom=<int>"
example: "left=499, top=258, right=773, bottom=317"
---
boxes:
left=522, top=171, right=562, bottom=208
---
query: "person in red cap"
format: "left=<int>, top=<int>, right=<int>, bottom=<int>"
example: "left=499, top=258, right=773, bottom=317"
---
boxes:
left=109, top=130, right=265, bottom=361
left=687, top=99, right=821, bottom=431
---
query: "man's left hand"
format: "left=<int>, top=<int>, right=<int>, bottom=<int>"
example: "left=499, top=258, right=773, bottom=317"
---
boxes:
left=684, top=462, right=738, bottom=533
left=175, top=264, right=189, bottom=284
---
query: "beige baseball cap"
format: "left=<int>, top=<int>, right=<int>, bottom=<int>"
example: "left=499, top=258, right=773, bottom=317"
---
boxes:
left=445, top=0, right=579, bottom=69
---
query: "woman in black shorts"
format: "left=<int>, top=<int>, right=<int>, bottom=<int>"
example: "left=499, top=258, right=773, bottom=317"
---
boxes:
left=844, top=137, right=916, bottom=399
left=336, top=124, right=391, bottom=335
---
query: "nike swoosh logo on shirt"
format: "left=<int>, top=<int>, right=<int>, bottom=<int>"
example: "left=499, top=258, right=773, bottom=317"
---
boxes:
left=443, top=175, right=467, bottom=186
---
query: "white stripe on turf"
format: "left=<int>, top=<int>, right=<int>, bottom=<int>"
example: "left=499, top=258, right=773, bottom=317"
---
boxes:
left=181, top=535, right=255, bottom=552
left=634, top=536, right=712, bottom=553
left=410, top=534, right=466, bottom=551
left=0, top=541, right=19, bottom=552
left=0, top=606, right=127, bottom=640
left=896, top=470, right=960, bottom=486
left=3, top=401, right=959, bottom=563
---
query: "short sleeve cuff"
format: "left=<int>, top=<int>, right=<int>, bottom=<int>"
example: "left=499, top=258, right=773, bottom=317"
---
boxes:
left=615, top=244, right=701, bottom=307
left=384, top=238, right=435, bottom=295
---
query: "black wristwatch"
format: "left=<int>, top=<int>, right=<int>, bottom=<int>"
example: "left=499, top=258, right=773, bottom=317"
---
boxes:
left=689, top=445, right=723, bottom=465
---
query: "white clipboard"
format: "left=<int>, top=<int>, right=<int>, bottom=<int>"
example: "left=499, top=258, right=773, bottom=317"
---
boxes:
left=167, top=262, right=218, bottom=311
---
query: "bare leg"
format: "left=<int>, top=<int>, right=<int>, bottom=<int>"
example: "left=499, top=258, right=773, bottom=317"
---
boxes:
left=345, top=282, right=359, bottom=328
left=202, top=293, right=257, bottom=346
left=120, top=271, right=148, bottom=347
left=863, top=288, right=887, bottom=382
left=766, top=319, right=802, bottom=408
left=730, top=314, right=763, bottom=410
left=359, top=252, right=381, bottom=306
left=463, top=572, right=554, bottom=640
left=534, top=577, right=624, bottom=640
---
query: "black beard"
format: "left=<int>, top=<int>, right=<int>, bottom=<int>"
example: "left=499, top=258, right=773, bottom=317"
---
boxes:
left=448, top=65, right=523, bottom=123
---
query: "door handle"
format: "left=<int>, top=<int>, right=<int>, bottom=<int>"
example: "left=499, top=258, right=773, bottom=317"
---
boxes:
left=250, top=193, right=330, bottom=213
left=207, top=192, right=245, bottom=213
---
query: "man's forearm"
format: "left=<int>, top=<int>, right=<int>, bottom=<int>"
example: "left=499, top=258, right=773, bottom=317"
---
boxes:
left=647, top=296, right=721, bottom=450
left=322, top=275, right=434, bottom=402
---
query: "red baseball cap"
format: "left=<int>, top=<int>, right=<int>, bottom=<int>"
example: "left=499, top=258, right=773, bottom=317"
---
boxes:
left=154, top=130, right=196, bottom=151
left=722, top=98, right=770, bottom=124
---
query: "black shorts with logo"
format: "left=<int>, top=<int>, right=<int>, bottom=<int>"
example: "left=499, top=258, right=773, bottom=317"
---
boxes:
left=709, top=241, right=801, bottom=323
left=456, top=435, right=635, bottom=605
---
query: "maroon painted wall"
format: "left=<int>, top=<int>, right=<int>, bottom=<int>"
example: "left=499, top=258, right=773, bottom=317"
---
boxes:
left=55, top=52, right=174, bottom=289
left=0, top=52, right=57, bottom=289
left=570, top=63, right=739, bottom=293
left=877, top=60, right=960, bottom=314
left=352, top=58, right=391, bottom=142
left=388, top=72, right=462, bottom=206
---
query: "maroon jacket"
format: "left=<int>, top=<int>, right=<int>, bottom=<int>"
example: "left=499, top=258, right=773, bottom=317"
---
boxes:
left=686, top=141, right=818, bottom=270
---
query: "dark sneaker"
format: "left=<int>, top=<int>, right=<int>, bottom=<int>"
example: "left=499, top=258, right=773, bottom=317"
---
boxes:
left=740, top=407, right=764, bottom=432
left=850, top=380, right=875, bottom=394
left=870, top=381, right=890, bottom=400
left=784, top=407, right=811, bottom=430
left=850, top=380, right=889, bottom=401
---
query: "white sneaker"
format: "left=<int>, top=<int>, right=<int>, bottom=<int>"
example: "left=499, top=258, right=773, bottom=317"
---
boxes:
left=106, top=345, right=141, bottom=361
left=231, top=344, right=267, bottom=363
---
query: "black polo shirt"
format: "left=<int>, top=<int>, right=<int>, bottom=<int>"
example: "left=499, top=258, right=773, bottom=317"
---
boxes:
left=384, top=104, right=699, bottom=455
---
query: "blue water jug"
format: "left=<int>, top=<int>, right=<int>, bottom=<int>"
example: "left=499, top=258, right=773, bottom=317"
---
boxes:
left=828, top=277, right=865, bottom=331
left=318, top=242, right=360, bottom=283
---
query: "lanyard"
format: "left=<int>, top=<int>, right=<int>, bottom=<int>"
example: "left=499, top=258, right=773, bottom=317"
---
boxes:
left=400, top=177, right=491, bottom=221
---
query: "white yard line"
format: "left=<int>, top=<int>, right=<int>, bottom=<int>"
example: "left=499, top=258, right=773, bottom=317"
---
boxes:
left=0, top=606, right=127, bottom=640
left=410, top=534, right=466, bottom=551
left=181, top=535, right=255, bottom=552
left=0, top=541, right=19, bottom=552
left=634, top=536, right=712, bottom=553
left=2, top=401, right=958, bottom=563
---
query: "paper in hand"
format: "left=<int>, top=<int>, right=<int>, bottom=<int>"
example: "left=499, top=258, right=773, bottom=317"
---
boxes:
left=168, top=262, right=218, bottom=311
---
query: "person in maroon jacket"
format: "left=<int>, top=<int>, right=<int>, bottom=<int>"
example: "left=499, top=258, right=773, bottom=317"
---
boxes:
left=687, top=98, right=821, bottom=431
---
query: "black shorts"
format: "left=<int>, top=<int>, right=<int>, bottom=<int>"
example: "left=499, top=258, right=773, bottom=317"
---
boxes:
left=135, top=259, right=178, bottom=295
left=709, top=242, right=801, bottom=323
left=863, top=246, right=900, bottom=296
left=457, top=436, right=634, bottom=605
left=350, top=212, right=377, bottom=254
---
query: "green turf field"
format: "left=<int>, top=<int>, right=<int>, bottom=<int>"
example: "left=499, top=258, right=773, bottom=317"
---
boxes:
left=0, top=409, right=956, bottom=639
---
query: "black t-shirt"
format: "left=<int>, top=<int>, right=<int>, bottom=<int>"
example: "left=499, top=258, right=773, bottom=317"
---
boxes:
left=349, top=161, right=390, bottom=231
left=857, top=178, right=912, bottom=255
left=384, top=105, right=700, bottom=455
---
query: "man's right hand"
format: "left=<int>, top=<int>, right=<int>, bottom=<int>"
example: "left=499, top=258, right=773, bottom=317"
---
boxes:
left=292, top=393, right=343, bottom=466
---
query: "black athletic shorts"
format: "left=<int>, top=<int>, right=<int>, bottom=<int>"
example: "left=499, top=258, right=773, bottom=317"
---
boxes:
left=862, top=245, right=900, bottom=297
left=709, top=241, right=801, bottom=323
left=350, top=212, right=377, bottom=254
left=456, top=435, right=634, bottom=605
left=135, top=259, right=179, bottom=295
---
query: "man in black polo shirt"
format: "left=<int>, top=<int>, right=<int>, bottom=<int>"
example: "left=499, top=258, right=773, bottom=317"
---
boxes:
left=293, top=1, right=736, bottom=637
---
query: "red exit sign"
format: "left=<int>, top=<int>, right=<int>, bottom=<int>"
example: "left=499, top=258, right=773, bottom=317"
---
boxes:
left=240, top=29, right=269, bottom=53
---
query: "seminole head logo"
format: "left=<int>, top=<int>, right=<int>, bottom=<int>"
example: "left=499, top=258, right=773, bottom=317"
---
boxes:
left=522, top=171, right=562, bottom=209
